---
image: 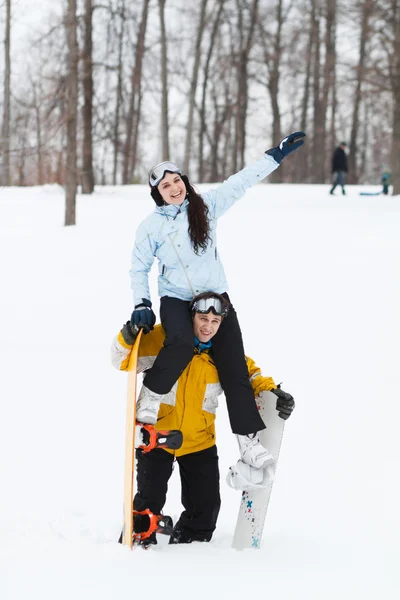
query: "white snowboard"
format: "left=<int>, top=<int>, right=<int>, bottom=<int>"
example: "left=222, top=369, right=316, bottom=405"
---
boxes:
left=232, top=390, right=285, bottom=549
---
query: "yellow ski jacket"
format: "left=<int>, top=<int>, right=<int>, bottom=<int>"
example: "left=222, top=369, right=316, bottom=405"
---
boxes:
left=111, top=324, right=277, bottom=456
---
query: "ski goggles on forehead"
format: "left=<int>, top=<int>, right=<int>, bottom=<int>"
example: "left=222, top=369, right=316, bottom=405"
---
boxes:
left=192, top=297, right=228, bottom=317
left=148, top=161, right=182, bottom=187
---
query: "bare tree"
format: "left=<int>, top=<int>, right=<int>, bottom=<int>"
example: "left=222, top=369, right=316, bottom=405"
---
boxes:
left=348, top=0, right=374, bottom=184
left=311, top=0, right=323, bottom=183
left=1, top=0, right=11, bottom=186
left=320, top=0, right=336, bottom=182
left=82, top=0, right=95, bottom=194
left=123, top=0, right=150, bottom=184
left=390, top=0, right=400, bottom=195
left=294, top=1, right=316, bottom=182
left=234, top=0, right=259, bottom=171
left=182, top=0, right=208, bottom=174
left=114, top=0, right=126, bottom=185
left=257, top=0, right=287, bottom=183
left=159, top=0, right=170, bottom=159
left=65, top=0, right=78, bottom=226
left=198, top=0, right=226, bottom=181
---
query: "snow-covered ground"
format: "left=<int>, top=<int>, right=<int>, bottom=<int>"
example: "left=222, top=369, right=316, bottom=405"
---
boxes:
left=1, top=181, right=398, bottom=599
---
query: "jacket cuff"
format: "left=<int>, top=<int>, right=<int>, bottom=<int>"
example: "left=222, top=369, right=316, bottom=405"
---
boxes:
left=265, top=147, right=284, bottom=164
left=135, top=298, right=152, bottom=309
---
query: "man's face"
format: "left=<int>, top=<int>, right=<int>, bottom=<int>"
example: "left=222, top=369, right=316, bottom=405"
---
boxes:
left=193, top=312, right=222, bottom=343
left=157, top=172, right=186, bottom=205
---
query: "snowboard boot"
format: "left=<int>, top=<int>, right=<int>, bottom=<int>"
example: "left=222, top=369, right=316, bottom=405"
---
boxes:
left=140, top=532, right=157, bottom=549
left=136, top=384, right=164, bottom=424
left=236, top=432, right=274, bottom=469
left=227, top=460, right=275, bottom=491
left=169, top=523, right=211, bottom=545
left=134, top=513, right=158, bottom=548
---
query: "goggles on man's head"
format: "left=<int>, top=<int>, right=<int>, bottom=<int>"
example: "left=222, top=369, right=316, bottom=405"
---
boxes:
left=191, top=296, right=229, bottom=317
left=148, top=161, right=182, bottom=187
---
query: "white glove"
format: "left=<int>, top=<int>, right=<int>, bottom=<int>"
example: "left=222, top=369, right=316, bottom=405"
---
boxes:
left=226, top=459, right=275, bottom=491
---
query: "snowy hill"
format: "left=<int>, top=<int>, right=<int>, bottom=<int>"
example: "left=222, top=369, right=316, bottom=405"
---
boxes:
left=1, top=182, right=398, bottom=599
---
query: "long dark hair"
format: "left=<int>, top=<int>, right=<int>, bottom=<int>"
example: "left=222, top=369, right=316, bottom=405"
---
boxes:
left=151, top=174, right=211, bottom=254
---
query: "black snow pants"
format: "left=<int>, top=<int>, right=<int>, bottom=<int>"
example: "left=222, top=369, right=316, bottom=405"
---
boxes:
left=134, top=446, right=221, bottom=541
left=143, top=293, right=265, bottom=435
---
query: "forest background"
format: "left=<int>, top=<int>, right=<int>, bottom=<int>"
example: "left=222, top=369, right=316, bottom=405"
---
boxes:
left=0, top=0, right=399, bottom=224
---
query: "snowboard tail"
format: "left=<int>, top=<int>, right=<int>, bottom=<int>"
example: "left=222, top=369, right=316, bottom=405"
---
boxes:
left=232, top=390, right=285, bottom=550
left=359, top=191, right=382, bottom=196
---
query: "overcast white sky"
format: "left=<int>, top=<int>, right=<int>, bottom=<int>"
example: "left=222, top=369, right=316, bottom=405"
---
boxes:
left=3, top=0, right=60, bottom=50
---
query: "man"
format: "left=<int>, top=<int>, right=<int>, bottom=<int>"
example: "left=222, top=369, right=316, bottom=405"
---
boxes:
left=330, top=141, right=348, bottom=195
left=111, top=292, right=295, bottom=546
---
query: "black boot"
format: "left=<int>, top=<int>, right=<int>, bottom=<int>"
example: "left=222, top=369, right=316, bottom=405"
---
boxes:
left=169, top=522, right=211, bottom=545
left=140, top=532, right=157, bottom=548
left=134, top=513, right=158, bottom=548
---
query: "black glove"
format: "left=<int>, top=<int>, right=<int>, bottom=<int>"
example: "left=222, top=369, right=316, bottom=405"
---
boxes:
left=121, top=321, right=139, bottom=345
left=272, top=386, right=295, bottom=420
left=131, top=298, right=156, bottom=334
left=266, top=131, right=306, bottom=164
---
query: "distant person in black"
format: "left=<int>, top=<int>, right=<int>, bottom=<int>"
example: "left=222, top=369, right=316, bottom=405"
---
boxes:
left=330, top=142, right=348, bottom=195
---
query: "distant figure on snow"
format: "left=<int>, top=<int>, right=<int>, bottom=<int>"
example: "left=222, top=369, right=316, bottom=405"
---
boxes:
left=330, top=142, right=348, bottom=195
left=381, top=167, right=392, bottom=195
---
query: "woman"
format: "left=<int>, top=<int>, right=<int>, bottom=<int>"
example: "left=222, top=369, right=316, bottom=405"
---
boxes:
left=129, top=131, right=304, bottom=463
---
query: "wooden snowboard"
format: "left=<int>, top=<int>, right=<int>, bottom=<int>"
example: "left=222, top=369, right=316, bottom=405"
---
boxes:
left=121, top=329, right=143, bottom=548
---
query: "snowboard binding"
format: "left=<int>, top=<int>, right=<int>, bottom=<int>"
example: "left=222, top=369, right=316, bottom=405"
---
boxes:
left=136, top=423, right=183, bottom=453
left=133, top=509, right=174, bottom=546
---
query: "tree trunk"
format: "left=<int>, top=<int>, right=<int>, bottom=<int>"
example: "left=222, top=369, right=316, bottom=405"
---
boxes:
left=319, top=0, right=336, bottom=182
left=122, top=0, right=149, bottom=182
left=113, top=0, right=125, bottom=185
left=198, top=0, right=225, bottom=181
left=328, top=4, right=337, bottom=181
left=126, top=0, right=149, bottom=183
left=159, top=0, right=170, bottom=160
left=65, top=0, right=78, bottom=226
left=262, top=0, right=284, bottom=183
left=82, top=0, right=94, bottom=194
left=17, top=112, right=29, bottom=186
left=312, top=0, right=324, bottom=183
left=392, top=5, right=400, bottom=195
left=235, top=0, right=259, bottom=171
left=348, top=0, right=373, bottom=184
left=295, top=1, right=315, bottom=183
left=33, top=82, right=44, bottom=185
left=1, top=0, right=11, bottom=186
left=182, top=0, right=208, bottom=175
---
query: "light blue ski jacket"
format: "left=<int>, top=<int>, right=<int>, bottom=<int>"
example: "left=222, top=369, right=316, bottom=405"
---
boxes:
left=130, top=154, right=279, bottom=305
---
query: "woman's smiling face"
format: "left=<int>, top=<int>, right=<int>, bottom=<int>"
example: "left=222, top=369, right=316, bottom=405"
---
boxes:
left=157, top=172, right=186, bottom=205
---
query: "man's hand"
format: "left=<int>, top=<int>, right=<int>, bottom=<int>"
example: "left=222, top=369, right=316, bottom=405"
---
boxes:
left=272, top=386, right=295, bottom=420
left=266, top=131, right=306, bottom=163
left=131, top=298, right=156, bottom=334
